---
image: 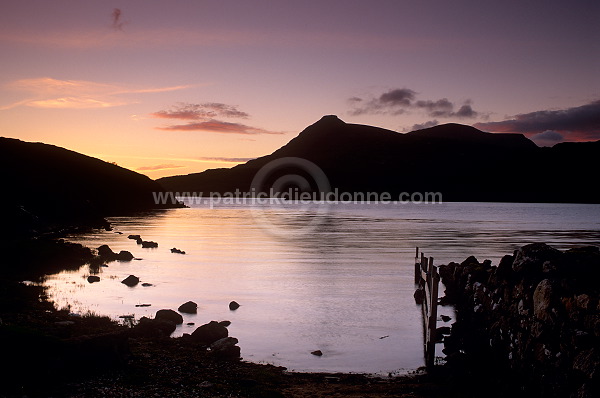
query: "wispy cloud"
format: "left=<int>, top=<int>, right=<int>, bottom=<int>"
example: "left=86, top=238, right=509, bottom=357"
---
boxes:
left=349, top=88, right=479, bottom=119
left=27, top=97, right=125, bottom=109
left=158, top=120, right=284, bottom=135
left=1, top=77, right=193, bottom=110
left=153, top=102, right=283, bottom=135
left=151, top=102, right=249, bottom=120
left=474, top=100, right=600, bottom=142
left=0, top=25, right=448, bottom=52
left=112, top=8, right=125, bottom=31
left=198, top=156, right=256, bottom=163
left=136, top=163, right=185, bottom=171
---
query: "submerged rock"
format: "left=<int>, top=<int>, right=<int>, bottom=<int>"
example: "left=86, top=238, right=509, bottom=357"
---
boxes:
left=141, top=241, right=158, bottom=248
left=171, top=247, right=186, bottom=254
left=87, top=275, right=100, bottom=283
left=191, top=321, right=228, bottom=345
left=311, top=350, right=323, bottom=356
left=229, top=301, right=240, bottom=310
left=115, top=251, right=134, bottom=261
left=121, top=275, right=139, bottom=287
left=96, top=245, right=134, bottom=262
left=97, top=244, right=116, bottom=258
left=178, top=301, right=198, bottom=314
left=155, top=309, right=184, bottom=325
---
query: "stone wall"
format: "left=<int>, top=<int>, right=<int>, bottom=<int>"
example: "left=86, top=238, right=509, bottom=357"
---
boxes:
left=439, top=243, right=599, bottom=397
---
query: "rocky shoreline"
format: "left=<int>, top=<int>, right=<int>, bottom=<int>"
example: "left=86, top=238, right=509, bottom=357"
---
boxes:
left=5, top=237, right=596, bottom=397
left=437, top=243, right=599, bottom=398
left=0, top=236, right=466, bottom=398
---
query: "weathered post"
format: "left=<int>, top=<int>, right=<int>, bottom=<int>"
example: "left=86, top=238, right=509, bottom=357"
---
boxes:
left=415, top=248, right=440, bottom=371
left=414, top=247, right=420, bottom=284
left=425, top=257, right=438, bottom=370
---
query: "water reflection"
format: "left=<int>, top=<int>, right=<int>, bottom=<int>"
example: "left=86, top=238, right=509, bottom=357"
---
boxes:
left=44, top=202, right=600, bottom=374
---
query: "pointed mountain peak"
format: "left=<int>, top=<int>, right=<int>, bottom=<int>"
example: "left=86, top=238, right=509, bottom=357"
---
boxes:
left=295, top=115, right=347, bottom=140
left=313, top=114, right=346, bottom=126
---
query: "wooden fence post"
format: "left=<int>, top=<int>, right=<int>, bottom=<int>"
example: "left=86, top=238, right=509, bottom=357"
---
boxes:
left=414, top=248, right=440, bottom=371
left=414, top=247, right=420, bottom=284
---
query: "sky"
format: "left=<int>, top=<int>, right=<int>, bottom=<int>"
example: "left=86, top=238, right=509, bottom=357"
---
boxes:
left=1, top=0, right=599, bottom=178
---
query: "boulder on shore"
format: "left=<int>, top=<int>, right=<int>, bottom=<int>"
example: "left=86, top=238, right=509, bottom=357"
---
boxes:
left=97, top=244, right=116, bottom=258
left=155, top=309, right=183, bottom=325
left=191, top=321, right=228, bottom=345
left=115, top=251, right=134, bottom=261
left=130, top=316, right=176, bottom=338
left=121, top=275, right=139, bottom=287
left=97, top=245, right=134, bottom=262
left=178, top=301, right=198, bottom=314
left=209, top=337, right=240, bottom=359
left=87, top=275, right=100, bottom=283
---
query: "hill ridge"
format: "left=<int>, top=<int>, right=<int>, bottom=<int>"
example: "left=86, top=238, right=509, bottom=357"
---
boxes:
left=156, top=116, right=598, bottom=203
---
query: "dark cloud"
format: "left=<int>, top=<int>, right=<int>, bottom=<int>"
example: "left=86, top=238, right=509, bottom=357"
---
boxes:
left=157, top=119, right=284, bottom=135
left=112, top=8, right=124, bottom=31
left=415, top=98, right=453, bottom=117
left=529, top=130, right=565, bottom=147
left=348, top=88, right=478, bottom=119
left=474, top=100, right=600, bottom=141
left=455, top=104, right=478, bottom=118
left=410, top=120, right=439, bottom=131
left=379, top=88, right=416, bottom=106
left=152, top=102, right=249, bottom=120
left=349, top=88, right=414, bottom=116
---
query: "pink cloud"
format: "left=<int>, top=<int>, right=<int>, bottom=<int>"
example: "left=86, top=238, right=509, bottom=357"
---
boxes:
left=474, top=100, right=600, bottom=142
left=151, top=102, right=249, bottom=120
left=158, top=120, right=284, bottom=135
left=136, top=164, right=185, bottom=171
left=198, top=156, right=255, bottom=163
left=2, top=77, right=193, bottom=110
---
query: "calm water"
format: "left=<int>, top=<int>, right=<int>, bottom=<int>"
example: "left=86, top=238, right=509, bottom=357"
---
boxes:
left=45, top=201, right=600, bottom=374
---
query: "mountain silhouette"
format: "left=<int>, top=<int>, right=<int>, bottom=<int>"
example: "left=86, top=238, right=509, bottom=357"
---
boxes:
left=0, top=137, right=182, bottom=237
left=157, top=116, right=599, bottom=204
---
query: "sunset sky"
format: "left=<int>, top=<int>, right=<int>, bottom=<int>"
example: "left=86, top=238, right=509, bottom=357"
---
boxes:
left=1, top=0, right=598, bottom=178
